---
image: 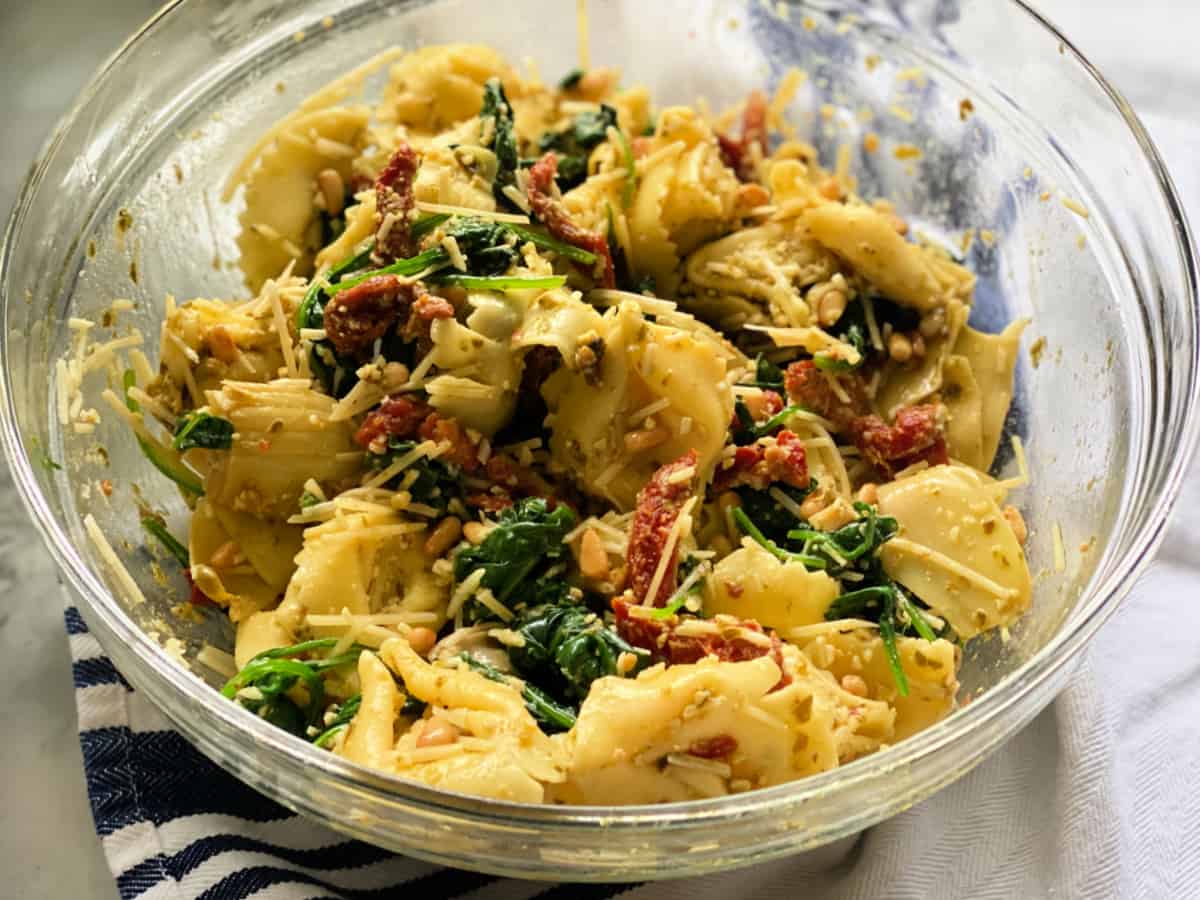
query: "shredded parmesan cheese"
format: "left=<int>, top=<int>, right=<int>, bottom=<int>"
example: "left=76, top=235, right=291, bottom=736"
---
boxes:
left=886, top=537, right=1019, bottom=599
left=361, top=440, right=438, bottom=489
left=643, top=496, right=697, bottom=607
left=1052, top=522, right=1066, bottom=572
left=446, top=568, right=487, bottom=620
left=414, top=201, right=530, bottom=224
left=576, top=0, right=591, bottom=70
left=196, top=644, right=238, bottom=678
left=84, top=514, right=148, bottom=607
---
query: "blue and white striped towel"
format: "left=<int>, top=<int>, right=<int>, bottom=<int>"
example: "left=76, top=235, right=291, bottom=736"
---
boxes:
left=68, top=542, right=1200, bottom=900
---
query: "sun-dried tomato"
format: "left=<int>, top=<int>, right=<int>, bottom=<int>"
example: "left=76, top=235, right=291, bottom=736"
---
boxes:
left=526, top=152, right=615, bottom=288
left=783, top=359, right=869, bottom=429
left=612, top=598, right=791, bottom=689
left=717, top=90, right=769, bottom=181
left=627, top=451, right=698, bottom=606
left=411, top=290, right=454, bottom=322
left=849, top=404, right=948, bottom=478
left=465, top=491, right=515, bottom=513
left=712, top=430, right=808, bottom=492
left=323, top=275, right=411, bottom=357
left=374, top=143, right=419, bottom=263
left=688, top=734, right=738, bottom=759
left=354, top=395, right=431, bottom=450
left=417, top=412, right=482, bottom=473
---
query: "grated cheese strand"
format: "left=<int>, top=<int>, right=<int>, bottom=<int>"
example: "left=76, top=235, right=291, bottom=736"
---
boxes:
left=84, top=514, right=149, bottom=607
left=886, top=537, right=1019, bottom=599
left=643, top=495, right=697, bottom=608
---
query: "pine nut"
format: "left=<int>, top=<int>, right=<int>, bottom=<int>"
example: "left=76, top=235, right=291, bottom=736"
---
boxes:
left=579, top=528, right=610, bottom=581
left=406, top=626, right=437, bottom=656
left=918, top=307, right=946, bottom=339
left=463, top=521, right=490, bottom=544
left=857, top=482, right=879, bottom=505
left=888, top=332, right=913, bottom=363
left=415, top=718, right=459, bottom=748
left=423, top=516, right=462, bottom=557
left=818, top=290, right=847, bottom=326
left=799, top=489, right=831, bottom=520
left=736, top=183, right=770, bottom=209
left=317, top=168, right=345, bottom=217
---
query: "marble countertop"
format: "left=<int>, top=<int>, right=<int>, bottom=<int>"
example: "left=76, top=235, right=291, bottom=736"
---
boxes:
left=2, top=2, right=1197, bottom=897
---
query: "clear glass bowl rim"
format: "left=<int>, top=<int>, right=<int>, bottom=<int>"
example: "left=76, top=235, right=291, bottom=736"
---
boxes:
left=2, top=0, right=1198, bottom=837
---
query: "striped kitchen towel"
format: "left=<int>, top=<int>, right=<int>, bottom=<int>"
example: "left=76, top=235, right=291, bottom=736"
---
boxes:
left=71, top=581, right=1177, bottom=900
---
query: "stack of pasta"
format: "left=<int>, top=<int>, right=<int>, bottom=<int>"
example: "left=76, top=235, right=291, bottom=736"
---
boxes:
left=112, top=44, right=1031, bottom=805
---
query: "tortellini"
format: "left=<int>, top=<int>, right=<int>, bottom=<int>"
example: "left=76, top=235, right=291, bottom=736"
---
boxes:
left=379, top=43, right=517, bottom=132
left=876, top=465, right=1031, bottom=639
left=199, top=379, right=361, bottom=519
left=277, top=507, right=449, bottom=630
left=552, top=651, right=893, bottom=805
left=338, top=641, right=567, bottom=803
left=233, top=106, right=371, bottom=292
left=799, top=628, right=960, bottom=741
left=626, top=107, right=741, bottom=293
left=188, top=499, right=281, bottom=623
left=705, top=538, right=840, bottom=631
left=950, top=320, right=1028, bottom=470
left=424, top=294, right=527, bottom=436
left=874, top=298, right=969, bottom=419
left=542, top=301, right=735, bottom=510
left=683, top=222, right=839, bottom=330
left=803, top=203, right=974, bottom=311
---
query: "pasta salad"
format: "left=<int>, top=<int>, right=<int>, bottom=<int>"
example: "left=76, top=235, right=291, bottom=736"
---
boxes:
left=114, top=44, right=1031, bottom=805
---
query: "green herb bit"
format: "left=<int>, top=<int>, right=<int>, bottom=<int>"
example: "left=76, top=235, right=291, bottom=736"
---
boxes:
left=140, top=517, right=189, bottom=568
left=453, top=498, right=576, bottom=606
left=298, top=491, right=321, bottom=510
left=411, top=213, right=451, bottom=240
left=558, top=68, right=585, bottom=90
left=732, top=507, right=825, bottom=569
left=481, top=78, right=519, bottom=204
left=123, top=371, right=204, bottom=496
left=537, top=104, right=619, bottom=191
left=738, top=353, right=785, bottom=390
left=173, top=411, right=234, bottom=452
left=329, top=246, right=451, bottom=294
left=879, top=604, right=909, bottom=696
left=897, top=589, right=938, bottom=642
left=822, top=583, right=910, bottom=696
left=40, top=454, right=62, bottom=472
left=221, top=639, right=368, bottom=735
left=431, top=273, right=566, bottom=292
left=312, top=694, right=362, bottom=748
left=460, top=653, right=577, bottom=732
left=444, top=217, right=519, bottom=275
left=506, top=223, right=597, bottom=264
left=508, top=599, right=647, bottom=703
left=615, top=126, right=637, bottom=207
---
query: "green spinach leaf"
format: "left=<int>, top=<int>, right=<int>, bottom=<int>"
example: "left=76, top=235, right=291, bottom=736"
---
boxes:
left=173, top=411, right=234, bottom=452
left=452, top=498, right=576, bottom=613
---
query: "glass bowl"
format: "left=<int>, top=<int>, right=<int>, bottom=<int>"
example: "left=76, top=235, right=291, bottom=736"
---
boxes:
left=3, top=0, right=1197, bottom=881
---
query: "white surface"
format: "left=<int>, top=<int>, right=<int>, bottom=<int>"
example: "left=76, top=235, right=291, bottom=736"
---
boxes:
left=2, top=1, right=1199, bottom=896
